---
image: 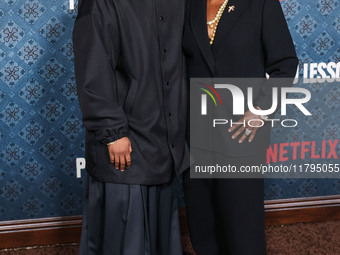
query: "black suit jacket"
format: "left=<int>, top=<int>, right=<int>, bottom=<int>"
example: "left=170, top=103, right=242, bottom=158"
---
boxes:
left=73, top=0, right=189, bottom=185
left=184, top=0, right=299, bottom=156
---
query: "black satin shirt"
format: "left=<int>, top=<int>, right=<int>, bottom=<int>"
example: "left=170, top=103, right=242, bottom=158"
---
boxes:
left=72, top=0, right=189, bottom=185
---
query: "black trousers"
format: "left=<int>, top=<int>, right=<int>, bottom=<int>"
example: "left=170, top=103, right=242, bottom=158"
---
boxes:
left=183, top=154, right=266, bottom=255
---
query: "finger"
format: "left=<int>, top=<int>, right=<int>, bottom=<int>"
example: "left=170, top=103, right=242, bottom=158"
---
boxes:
left=239, top=133, right=248, bottom=143
left=125, top=154, right=132, bottom=167
left=232, top=126, right=245, bottom=139
left=248, top=129, right=258, bottom=143
left=120, top=155, right=126, bottom=171
left=129, top=144, right=132, bottom=153
left=229, top=118, right=243, bottom=132
left=107, top=147, right=115, bottom=164
left=115, top=155, right=120, bottom=170
left=110, top=154, right=115, bottom=164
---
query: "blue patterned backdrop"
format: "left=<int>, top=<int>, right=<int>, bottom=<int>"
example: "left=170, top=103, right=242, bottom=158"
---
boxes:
left=262, top=0, right=340, bottom=201
left=0, top=0, right=85, bottom=220
left=0, top=0, right=339, bottom=221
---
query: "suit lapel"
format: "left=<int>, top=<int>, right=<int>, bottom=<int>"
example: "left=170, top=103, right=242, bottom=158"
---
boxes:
left=211, top=0, right=251, bottom=54
left=190, top=0, right=215, bottom=75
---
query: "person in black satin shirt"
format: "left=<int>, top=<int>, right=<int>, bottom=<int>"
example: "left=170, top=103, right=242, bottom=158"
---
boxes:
left=73, top=0, right=189, bottom=254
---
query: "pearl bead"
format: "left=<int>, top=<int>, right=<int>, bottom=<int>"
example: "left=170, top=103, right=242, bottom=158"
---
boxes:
left=208, top=0, right=229, bottom=45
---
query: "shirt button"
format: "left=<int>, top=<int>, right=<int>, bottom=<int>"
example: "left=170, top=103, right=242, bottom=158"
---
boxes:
left=171, top=144, right=175, bottom=148
left=160, top=16, right=164, bottom=21
left=163, top=49, right=167, bottom=53
left=166, top=81, right=170, bottom=86
left=168, top=112, right=171, bottom=116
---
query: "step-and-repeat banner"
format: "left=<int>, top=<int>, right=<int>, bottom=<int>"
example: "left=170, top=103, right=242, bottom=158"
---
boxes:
left=0, top=0, right=339, bottom=220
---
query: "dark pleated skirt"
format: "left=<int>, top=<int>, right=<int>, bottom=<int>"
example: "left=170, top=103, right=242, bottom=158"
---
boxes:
left=79, top=174, right=182, bottom=255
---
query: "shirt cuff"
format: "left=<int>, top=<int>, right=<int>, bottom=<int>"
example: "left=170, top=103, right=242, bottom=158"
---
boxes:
left=94, top=127, right=128, bottom=145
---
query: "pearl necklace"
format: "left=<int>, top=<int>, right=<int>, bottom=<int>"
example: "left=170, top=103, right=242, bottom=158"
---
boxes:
left=207, top=0, right=229, bottom=45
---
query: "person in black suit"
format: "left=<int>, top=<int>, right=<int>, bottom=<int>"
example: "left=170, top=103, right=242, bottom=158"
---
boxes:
left=183, top=0, right=298, bottom=254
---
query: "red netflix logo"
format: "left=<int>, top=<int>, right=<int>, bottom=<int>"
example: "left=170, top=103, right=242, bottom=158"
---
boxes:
left=267, top=139, right=339, bottom=164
